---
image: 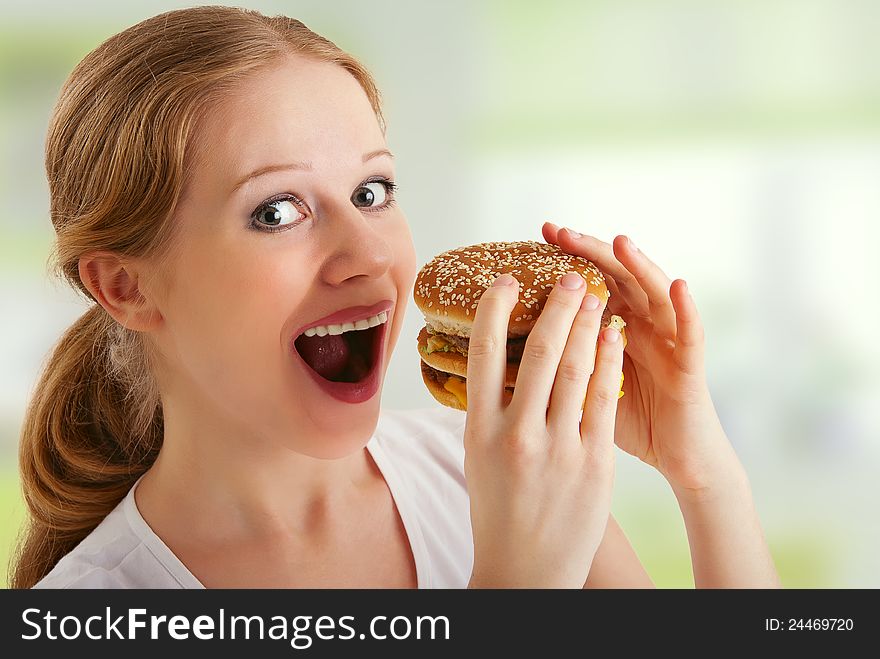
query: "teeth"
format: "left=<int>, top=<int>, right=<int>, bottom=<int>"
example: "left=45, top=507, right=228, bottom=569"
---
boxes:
left=301, top=310, right=388, bottom=338
left=368, top=311, right=387, bottom=328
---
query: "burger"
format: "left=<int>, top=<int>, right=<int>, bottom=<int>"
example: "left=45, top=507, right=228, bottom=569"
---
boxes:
left=413, top=240, right=627, bottom=411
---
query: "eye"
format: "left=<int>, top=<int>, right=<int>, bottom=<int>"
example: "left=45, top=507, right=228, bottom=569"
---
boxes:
left=251, top=198, right=304, bottom=231
left=351, top=181, right=388, bottom=208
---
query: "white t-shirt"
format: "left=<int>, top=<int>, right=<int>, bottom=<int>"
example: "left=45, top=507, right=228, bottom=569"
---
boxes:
left=33, top=406, right=473, bottom=589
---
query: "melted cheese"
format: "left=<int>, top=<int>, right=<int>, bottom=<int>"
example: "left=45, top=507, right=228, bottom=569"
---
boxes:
left=427, top=335, right=451, bottom=353
left=441, top=371, right=620, bottom=411
left=443, top=375, right=468, bottom=409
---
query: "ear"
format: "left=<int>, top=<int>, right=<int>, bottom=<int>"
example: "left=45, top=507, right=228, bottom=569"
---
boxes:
left=78, top=252, right=162, bottom=332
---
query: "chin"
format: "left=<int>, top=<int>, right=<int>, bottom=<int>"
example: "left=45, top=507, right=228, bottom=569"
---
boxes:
left=289, top=419, right=380, bottom=461
left=266, top=384, right=383, bottom=460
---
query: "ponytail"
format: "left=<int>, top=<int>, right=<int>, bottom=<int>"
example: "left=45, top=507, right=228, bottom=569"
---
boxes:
left=10, top=306, right=162, bottom=588
left=9, top=5, right=387, bottom=588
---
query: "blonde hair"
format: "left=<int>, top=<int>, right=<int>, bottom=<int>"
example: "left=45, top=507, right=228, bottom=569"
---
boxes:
left=10, top=5, right=385, bottom=589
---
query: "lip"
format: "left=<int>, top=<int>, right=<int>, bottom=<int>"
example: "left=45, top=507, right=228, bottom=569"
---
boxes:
left=293, top=299, right=394, bottom=338
left=291, top=307, right=391, bottom=404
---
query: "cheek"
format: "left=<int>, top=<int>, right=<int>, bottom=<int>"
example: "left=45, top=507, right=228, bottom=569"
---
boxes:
left=397, top=223, right=418, bottom=283
left=386, top=220, right=418, bottom=356
left=163, top=239, right=307, bottom=388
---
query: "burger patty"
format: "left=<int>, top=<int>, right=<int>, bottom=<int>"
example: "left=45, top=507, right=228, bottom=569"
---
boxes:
left=425, top=327, right=527, bottom=363
left=421, top=359, right=448, bottom=385
left=424, top=306, right=612, bottom=363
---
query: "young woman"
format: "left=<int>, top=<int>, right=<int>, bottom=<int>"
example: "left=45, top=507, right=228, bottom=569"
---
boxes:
left=11, top=6, right=779, bottom=589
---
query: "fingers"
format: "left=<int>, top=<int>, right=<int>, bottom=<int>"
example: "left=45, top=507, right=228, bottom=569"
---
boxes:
left=544, top=221, right=705, bottom=389
left=546, top=291, right=607, bottom=437
left=546, top=225, right=651, bottom=320
left=580, top=326, right=625, bottom=457
left=543, top=222, right=680, bottom=343
left=611, top=235, right=677, bottom=340
left=508, top=272, right=587, bottom=423
left=669, top=279, right=705, bottom=376
left=541, top=221, right=559, bottom=243
left=467, top=273, right=520, bottom=420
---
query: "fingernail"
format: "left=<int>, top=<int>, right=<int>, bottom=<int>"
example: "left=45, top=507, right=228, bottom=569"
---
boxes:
left=492, top=273, right=516, bottom=287
left=603, top=327, right=620, bottom=343
left=559, top=271, right=584, bottom=290
left=582, top=293, right=600, bottom=310
left=627, top=236, right=638, bottom=252
left=565, top=227, right=582, bottom=238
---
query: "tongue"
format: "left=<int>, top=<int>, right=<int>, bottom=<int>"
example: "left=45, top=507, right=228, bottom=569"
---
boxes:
left=296, top=334, right=351, bottom=380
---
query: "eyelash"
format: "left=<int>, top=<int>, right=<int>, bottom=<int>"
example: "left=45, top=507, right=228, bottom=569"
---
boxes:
left=249, top=177, right=399, bottom=234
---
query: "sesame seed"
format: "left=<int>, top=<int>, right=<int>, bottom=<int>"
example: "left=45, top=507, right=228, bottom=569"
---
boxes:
left=414, top=240, right=608, bottom=322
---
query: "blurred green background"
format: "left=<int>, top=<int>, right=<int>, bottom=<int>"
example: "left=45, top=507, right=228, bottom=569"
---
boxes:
left=2, top=0, right=878, bottom=588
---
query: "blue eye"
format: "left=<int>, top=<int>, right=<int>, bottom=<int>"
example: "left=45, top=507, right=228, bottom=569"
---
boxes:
left=250, top=197, right=304, bottom=232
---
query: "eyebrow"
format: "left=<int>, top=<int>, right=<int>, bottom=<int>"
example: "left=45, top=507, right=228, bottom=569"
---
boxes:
left=230, top=149, right=394, bottom=193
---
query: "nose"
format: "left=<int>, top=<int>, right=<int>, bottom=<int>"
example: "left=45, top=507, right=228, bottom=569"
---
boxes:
left=317, top=201, right=394, bottom=285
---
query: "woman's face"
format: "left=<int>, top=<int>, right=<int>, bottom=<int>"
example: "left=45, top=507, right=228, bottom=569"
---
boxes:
left=149, top=56, right=416, bottom=459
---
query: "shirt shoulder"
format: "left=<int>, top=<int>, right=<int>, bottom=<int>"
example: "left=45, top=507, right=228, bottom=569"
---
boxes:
left=374, top=405, right=468, bottom=477
left=32, top=486, right=186, bottom=589
left=372, top=406, right=472, bottom=588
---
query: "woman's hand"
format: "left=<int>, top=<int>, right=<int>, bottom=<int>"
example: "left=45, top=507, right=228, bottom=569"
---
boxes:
left=541, top=222, right=745, bottom=499
left=541, top=223, right=781, bottom=588
left=464, top=269, right=624, bottom=588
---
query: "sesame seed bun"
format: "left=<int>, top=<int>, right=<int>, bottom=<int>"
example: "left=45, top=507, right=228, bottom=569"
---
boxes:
left=413, top=240, right=627, bottom=411
left=413, top=241, right=611, bottom=338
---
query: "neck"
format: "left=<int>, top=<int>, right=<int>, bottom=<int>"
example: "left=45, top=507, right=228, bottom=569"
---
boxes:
left=135, top=390, right=378, bottom=543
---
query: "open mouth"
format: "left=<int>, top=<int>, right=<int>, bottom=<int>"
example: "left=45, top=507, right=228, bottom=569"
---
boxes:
left=293, top=322, right=383, bottom=383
